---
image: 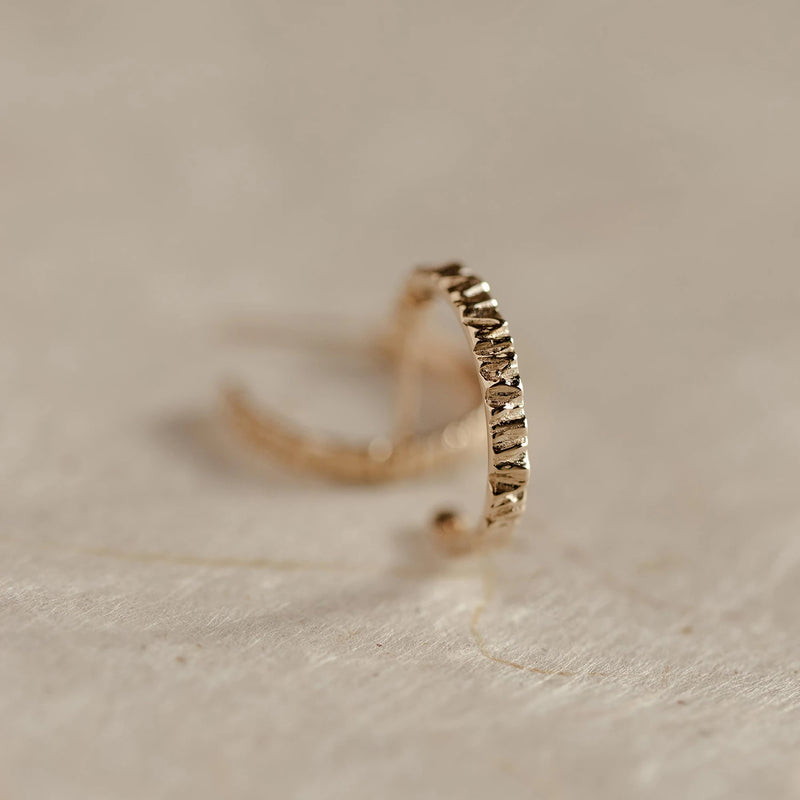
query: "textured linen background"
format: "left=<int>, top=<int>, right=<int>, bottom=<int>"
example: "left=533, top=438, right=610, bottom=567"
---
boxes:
left=2, top=2, right=800, bottom=798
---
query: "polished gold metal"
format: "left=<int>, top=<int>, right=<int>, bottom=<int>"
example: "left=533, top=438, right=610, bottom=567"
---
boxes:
left=221, top=262, right=529, bottom=551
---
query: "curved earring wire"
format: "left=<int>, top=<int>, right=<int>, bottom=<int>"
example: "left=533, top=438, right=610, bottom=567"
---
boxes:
left=220, top=292, right=486, bottom=483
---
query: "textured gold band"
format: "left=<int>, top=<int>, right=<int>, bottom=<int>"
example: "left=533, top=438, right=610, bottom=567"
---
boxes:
left=395, top=264, right=529, bottom=549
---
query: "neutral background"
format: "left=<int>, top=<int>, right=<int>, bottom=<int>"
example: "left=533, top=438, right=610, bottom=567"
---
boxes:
left=2, top=2, right=800, bottom=798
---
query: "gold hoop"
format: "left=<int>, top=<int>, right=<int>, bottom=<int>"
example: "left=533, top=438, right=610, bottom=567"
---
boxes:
left=221, top=262, right=529, bottom=551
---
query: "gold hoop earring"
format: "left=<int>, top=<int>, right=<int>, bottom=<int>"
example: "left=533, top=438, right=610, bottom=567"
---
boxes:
left=222, top=263, right=529, bottom=552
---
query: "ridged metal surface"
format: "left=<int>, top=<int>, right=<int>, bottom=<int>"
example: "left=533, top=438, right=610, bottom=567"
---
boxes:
left=405, top=264, right=529, bottom=546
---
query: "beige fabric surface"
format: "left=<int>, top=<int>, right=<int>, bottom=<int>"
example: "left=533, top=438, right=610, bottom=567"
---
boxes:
left=2, top=2, right=800, bottom=798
